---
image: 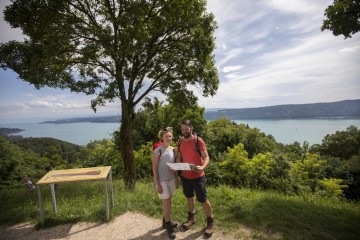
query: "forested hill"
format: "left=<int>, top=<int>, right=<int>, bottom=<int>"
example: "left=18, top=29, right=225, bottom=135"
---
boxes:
left=37, top=99, right=360, bottom=124
left=40, top=115, right=120, bottom=124
left=204, top=99, right=360, bottom=120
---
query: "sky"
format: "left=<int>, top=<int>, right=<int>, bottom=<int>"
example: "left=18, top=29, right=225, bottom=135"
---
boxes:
left=1, top=0, right=359, bottom=123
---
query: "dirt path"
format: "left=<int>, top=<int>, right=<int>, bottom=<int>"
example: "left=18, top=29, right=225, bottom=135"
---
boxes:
left=1, top=212, right=236, bottom=240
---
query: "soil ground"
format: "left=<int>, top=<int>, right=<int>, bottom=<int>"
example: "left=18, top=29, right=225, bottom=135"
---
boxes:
left=1, top=212, right=236, bottom=240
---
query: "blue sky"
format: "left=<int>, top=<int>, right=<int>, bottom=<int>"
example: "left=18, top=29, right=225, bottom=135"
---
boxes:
left=1, top=0, right=359, bottom=123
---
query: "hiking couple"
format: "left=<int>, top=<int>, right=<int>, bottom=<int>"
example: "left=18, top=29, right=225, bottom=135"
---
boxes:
left=151, top=119, right=214, bottom=239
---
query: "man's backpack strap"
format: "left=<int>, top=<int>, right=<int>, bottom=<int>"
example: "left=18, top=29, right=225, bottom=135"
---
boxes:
left=194, top=134, right=203, bottom=159
left=177, top=134, right=202, bottom=159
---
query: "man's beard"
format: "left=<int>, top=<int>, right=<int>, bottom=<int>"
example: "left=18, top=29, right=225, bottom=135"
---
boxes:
left=183, top=132, right=191, bottom=139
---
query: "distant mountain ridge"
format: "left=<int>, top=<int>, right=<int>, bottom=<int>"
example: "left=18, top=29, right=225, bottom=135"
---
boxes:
left=39, top=99, right=360, bottom=124
left=40, top=115, right=120, bottom=124
left=204, top=99, right=360, bottom=120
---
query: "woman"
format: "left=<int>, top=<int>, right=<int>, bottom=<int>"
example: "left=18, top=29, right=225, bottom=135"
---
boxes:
left=152, top=127, right=179, bottom=239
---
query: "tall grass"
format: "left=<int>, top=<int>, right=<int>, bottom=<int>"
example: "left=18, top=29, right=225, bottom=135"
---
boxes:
left=1, top=180, right=359, bottom=239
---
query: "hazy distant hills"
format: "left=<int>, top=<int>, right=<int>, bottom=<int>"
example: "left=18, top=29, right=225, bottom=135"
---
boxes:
left=39, top=99, right=360, bottom=124
left=204, top=99, right=360, bottom=120
left=40, top=116, right=120, bottom=124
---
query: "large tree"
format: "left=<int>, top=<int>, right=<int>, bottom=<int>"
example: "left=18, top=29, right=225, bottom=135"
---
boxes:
left=0, top=0, right=219, bottom=189
left=321, top=0, right=360, bottom=39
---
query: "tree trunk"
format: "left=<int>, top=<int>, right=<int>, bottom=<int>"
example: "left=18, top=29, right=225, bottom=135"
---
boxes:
left=119, top=107, right=136, bottom=190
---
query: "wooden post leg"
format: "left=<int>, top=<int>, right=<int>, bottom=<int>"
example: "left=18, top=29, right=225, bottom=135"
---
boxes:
left=109, top=168, right=114, bottom=208
left=104, top=179, right=109, bottom=221
left=37, top=185, right=44, bottom=225
left=50, top=184, right=57, bottom=213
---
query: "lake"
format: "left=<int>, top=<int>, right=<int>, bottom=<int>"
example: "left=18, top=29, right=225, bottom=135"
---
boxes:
left=1, top=119, right=360, bottom=146
left=232, top=119, right=360, bottom=145
left=1, top=122, right=119, bottom=146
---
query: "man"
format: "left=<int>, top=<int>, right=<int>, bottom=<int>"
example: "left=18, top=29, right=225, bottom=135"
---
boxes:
left=176, top=119, right=214, bottom=237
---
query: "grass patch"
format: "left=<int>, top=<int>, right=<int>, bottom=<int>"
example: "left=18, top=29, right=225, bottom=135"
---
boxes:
left=1, top=180, right=359, bottom=239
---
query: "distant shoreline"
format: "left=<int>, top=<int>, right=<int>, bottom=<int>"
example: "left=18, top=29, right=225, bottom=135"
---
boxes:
left=31, top=99, right=360, bottom=124
left=40, top=116, right=121, bottom=124
left=0, top=127, right=24, bottom=135
left=38, top=116, right=360, bottom=124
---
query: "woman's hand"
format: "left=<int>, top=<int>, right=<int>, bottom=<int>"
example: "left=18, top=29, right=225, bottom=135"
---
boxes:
left=156, top=183, right=163, bottom=194
left=175, top=177, right=180, bottom=189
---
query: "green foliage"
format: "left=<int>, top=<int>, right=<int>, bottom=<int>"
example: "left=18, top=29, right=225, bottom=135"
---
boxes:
left=0, top=137, right=67, bottom=188
left=311, top=125, right=360, bottom=160
left=319, top=178, right=348, bottom=198
left=322, top=157, right=350, bottom=181
left=217, top=143, right=331, bottom=196
left=220, top=143, right=249, bottom=186
left=206, top=118, right=280, bottom=160
left=346, top=155, right=360, bottom=200
left=246, top=152, right=275, bottom=189
left=75, top=139, right=123, bottom=178
left=206, top=118, right=243, bottom=156
left=204, top=160, right=224, bottom=186
left=242, top=127, right=279, bottom=158
left=134, top=142, right=153, bottom=181
left=11, top=137, right=81, bottom=164
left=321, top=0, right=360, bottom=38
left=282, top=141, right=309, bottom=162
left=309, top=126, right=360, bottom=199
left=0, top=137, right=20, bottom=186
left=128, top=98, right=207, bottom=149
left=289, top=153, right=325, bottom=193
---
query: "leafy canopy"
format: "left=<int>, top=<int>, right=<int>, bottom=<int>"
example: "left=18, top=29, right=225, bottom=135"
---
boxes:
left=0, top=0, right=219, bottom=111
left=321, top=0, right=360, bottom=39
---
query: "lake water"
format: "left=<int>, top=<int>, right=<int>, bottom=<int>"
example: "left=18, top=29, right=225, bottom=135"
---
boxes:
left=1, top=122, right=119, bottom=146
left=1, top=119, right=360, bottom=146
left=232, top=119, right=360, bottom=145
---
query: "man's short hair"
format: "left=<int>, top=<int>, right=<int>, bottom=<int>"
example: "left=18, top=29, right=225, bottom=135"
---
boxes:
left=180, top=119, right=192, bottom=127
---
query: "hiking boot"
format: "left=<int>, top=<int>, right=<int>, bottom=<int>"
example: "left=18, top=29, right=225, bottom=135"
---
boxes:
left=182, top=212, right=196, bottom=230
left=165, top=221, right=176, bottom=239
left=162, top=217, right=178, bottom=229
left=204, top=215, right=214, bottom=238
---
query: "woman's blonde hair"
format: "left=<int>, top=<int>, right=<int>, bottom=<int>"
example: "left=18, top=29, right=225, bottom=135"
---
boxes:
left=158, top=127, right=173, bottom=140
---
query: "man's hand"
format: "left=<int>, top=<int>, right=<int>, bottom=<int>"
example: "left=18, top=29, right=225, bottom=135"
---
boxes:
left=190, top=164, right=204, bottom=172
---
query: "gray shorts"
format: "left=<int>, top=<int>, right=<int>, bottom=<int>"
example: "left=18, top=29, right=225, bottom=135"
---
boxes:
left=157, top=179, right=176, bottom=199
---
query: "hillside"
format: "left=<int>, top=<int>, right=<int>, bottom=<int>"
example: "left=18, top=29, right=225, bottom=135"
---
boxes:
left=40, top=115, right=120, bottom=124
left=204, top=99, right=360, bottom=120
left=36, top=99, right=360, bottom=123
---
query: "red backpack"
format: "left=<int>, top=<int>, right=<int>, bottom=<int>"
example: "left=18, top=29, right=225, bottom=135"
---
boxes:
left=152, top=141, right=163, bottom=160
left=152, top=141, right=162, bottom=150
left=152, top=141, right=176, bottom=161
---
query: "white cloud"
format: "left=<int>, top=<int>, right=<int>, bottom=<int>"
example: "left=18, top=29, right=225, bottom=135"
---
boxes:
left=223, top=65, right=244, bottom=73
left=0, top=90, right=121, bottom=122
left=197, top=0, right=360, bottom=109
left=216, top=47, right=243, bottom=68
left=339, top=46, right=360, bottom=53
left=265, top=0, right=324, bottom=15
